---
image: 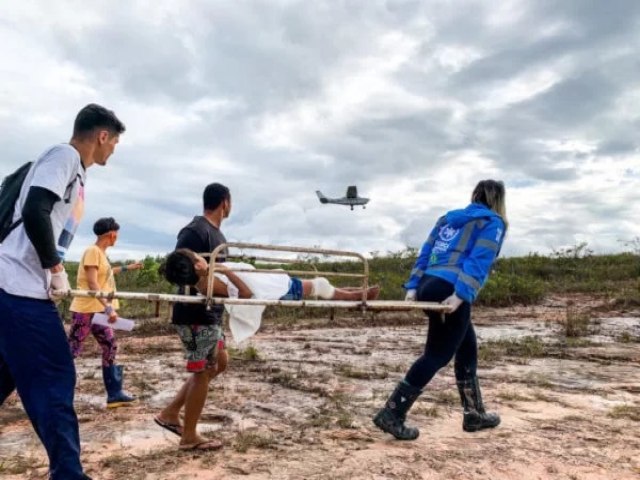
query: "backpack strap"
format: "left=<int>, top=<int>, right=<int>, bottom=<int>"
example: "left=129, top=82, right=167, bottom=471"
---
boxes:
left=4, top=218, right=24, bottom=239
left=6, top=167, right=82, bottom=238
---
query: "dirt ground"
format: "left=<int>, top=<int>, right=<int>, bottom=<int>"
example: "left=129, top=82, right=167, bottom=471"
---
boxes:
left=1, top=295, right=639, bottom=480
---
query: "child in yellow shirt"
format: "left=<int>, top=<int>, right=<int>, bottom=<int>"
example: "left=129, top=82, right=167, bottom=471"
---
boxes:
left=68, top=217, right=142, bottom=408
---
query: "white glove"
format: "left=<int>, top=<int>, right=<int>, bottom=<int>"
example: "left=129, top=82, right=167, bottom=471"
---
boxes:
left=441, top=293, right=463, bottom=313
left=49, top=269, right=71, bottom=300
left=404, top=289, right=417, bottom=301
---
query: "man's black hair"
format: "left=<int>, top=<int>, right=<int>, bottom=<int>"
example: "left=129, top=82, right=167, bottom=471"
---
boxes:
left=160, top=250, right=199, bottom=286
left=203, top=183, right=230, bottom=211
left=73, top=103, right=126, bottom=138
left=93, top=217, right=120, bottom=236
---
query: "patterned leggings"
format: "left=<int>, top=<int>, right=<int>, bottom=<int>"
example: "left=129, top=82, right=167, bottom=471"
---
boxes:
left=68, top=312, right=117, bottom=367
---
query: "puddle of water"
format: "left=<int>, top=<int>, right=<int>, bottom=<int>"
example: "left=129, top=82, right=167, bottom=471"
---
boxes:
left=75, top=393, right=107, bottom=408
left=115, top=424, right=170, bottom=447
left=147, top=390, right=180, bottom=408
left=590, top=317, right=640, bottom=344
left=491, top=356, right=638, bottom=395
left=476, top=322, right=556, bottom=341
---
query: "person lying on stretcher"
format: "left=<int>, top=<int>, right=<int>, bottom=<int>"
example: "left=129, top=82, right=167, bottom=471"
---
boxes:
left=161, top=248, right=380, bottom=343
left=162, top=248, right=380, bottom=301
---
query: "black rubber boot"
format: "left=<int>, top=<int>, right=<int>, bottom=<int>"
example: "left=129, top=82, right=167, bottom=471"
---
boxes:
left=373, top=380, right=422, bottom=440
left=457, top=376, right=500, bottom=432
left=102, top=365, right=137, bottom=409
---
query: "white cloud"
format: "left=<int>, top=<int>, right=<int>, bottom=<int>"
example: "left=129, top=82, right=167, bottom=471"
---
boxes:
left=0, top=0, right=638, bottom=264
left=432, top=45, right=485, bottom=73
left=251, top=30, right=426, bottom=149
left=478, top=67, right=561, bottom=110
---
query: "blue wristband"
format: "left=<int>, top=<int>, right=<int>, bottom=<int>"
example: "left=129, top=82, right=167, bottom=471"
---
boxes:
left=104, top=305, right=114, bottom=315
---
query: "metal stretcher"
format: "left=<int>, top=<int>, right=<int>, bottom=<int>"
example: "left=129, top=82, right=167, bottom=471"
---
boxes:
left=55, top=243, right=451, bottom=313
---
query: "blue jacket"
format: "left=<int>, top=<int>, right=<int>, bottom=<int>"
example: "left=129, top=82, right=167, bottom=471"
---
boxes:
left=404, top=203, right=506, bottom=303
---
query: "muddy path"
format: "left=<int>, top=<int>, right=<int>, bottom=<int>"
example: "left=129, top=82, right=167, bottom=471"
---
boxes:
left=1, top=296, right=639, bottom=479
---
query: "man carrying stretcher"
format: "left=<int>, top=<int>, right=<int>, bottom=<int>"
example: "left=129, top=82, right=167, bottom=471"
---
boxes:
left=154, top=182, right=378, bottom=450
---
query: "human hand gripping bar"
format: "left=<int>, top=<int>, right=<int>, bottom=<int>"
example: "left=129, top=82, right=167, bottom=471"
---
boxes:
left=48, top=268, right=71, bottom=300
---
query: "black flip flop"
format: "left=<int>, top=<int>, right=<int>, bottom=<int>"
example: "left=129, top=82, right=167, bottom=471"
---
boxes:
left=154, top=416, right=182, bottom=437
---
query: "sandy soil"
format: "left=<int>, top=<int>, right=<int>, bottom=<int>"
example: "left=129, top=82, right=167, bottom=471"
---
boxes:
left=1, top=295, right=639, bottom=479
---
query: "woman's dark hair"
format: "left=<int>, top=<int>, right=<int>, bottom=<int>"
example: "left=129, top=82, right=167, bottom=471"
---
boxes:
left=93, top=217, right=120, bottom=236
left=203, top=183, right=230, bottom=210
left=471, top=179, right=507, bottom=226
left=160, top=249, right=199, bottom=286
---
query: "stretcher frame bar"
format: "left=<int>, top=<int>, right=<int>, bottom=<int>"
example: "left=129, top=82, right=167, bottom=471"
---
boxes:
left=53, top=242, right=453, bottom=313
left=206, top=242, right=369, bottom=305
left=209, top=268, right=366, bottom=278
left=219, top=253, right=322, bottom=273
left=217, top=254, right=308, bottom=265
left=53, top=289, right=451, bottom=312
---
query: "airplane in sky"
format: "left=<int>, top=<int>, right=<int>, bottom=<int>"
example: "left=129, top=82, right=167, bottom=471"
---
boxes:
left=316, top=185, right=370, bottom=210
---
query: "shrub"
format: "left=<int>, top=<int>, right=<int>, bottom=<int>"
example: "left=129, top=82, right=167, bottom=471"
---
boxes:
left=478, top=272, right=547, bottom=307
left=563, top=307, right=594, bottom=338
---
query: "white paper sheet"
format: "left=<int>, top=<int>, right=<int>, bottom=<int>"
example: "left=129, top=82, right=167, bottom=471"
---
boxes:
left=91, top=313, right=135, bottom=331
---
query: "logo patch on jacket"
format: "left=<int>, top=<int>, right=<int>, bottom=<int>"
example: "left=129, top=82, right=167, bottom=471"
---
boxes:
left=433, top=224, right=460, bottom=254
left=439, top=225, right=459, bottom=242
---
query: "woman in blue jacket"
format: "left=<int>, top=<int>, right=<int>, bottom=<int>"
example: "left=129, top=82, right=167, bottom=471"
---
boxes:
left=374, top=179, right=507, bottom=440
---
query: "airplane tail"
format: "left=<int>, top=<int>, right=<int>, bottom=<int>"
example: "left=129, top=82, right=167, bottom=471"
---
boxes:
left=316, top=191, right=329, bottom=204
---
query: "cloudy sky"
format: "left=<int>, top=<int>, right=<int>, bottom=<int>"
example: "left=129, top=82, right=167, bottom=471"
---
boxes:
left=0, top=0, right=638, bottom=261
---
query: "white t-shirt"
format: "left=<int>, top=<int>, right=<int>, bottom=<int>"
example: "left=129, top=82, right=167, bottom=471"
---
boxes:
left=214, top=262, right=291, bottom=342
left=0, top=144, right=86, bottom=299
left=217, top=262, right=291, bottom=299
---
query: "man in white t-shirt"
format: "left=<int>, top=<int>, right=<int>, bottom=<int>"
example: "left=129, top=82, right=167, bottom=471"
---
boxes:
left=0, top=104, right=125, bottom=480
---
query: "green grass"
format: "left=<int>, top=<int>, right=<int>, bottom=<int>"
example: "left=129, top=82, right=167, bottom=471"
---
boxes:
left=232, top=432, right=276, bottom=453
left=497, top=390, right=532, bottom=402
left=608, top=404, right=640, bottom=422
left=563, top=307, right=594, bottom=337
left=336, top=410, right=355, bottom=428
left=229, top=344, right=261, bottom=361
left=334, top=364, right=388, bottom=380
left=0, top=455, right=46, bottom=475
left=413, top=405, right=441, bottom=417
left=618, top=331, right=640, bottom=343
left=478, top=336, right=547, bottom=362
left=306, top=391, right=358, bottom=429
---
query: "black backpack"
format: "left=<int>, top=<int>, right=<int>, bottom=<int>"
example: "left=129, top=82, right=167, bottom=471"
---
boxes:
left=0, top=162, right=33, bottom=242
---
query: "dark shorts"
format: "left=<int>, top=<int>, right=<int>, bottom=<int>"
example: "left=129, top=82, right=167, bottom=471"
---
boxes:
left=174, top=324, right=225, bottom=373
left=279, top=277, right=303, bottom=301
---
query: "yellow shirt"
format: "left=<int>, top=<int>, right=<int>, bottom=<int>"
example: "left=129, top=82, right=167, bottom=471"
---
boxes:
left=70, top=245, right=120, bottom=313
